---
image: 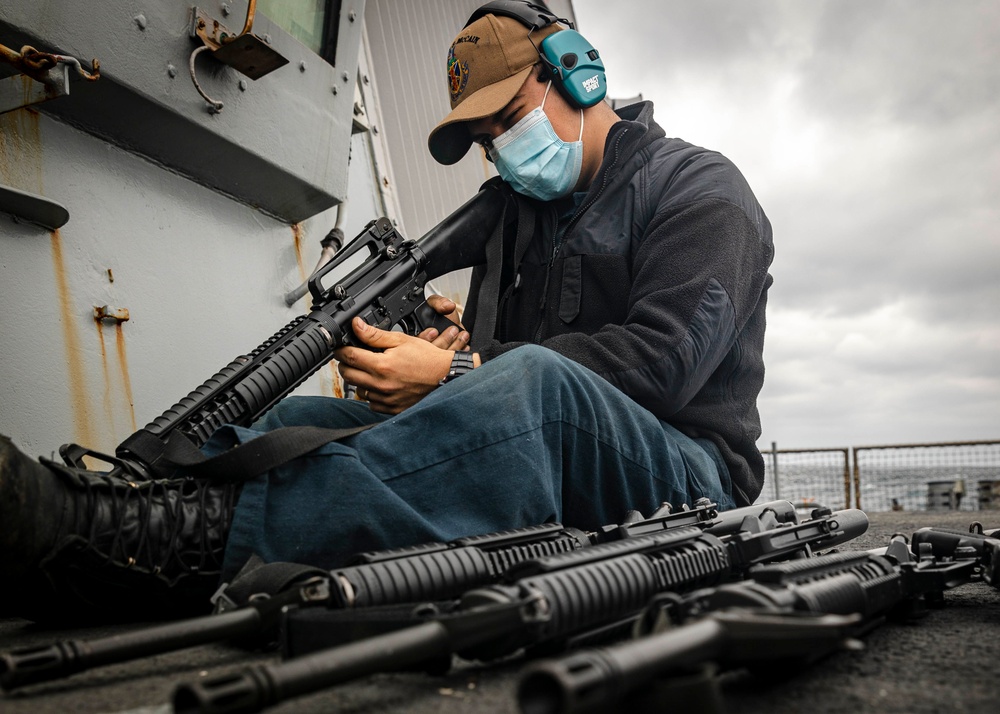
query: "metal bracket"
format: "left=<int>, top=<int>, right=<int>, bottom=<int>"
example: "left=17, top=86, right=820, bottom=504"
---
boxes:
left=94, top=305, right=131, bottom=323
left=190, top=6, right=288, bottom=80
left=0, top=43, right=99, bottom=115
left=352, top=76, right=370, bottom=134
left=0, top=184, right=70, bottom=230
left=0, top=62, right=70, bottom=114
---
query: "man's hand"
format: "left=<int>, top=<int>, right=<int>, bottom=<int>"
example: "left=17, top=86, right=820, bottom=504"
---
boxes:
left=416, top=295, right=470, bottom=351
left=336, top=317, right=468, bottom=414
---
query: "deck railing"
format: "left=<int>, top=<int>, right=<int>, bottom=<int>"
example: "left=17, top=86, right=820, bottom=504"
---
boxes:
left=755, top=439, right=1000, bottom=512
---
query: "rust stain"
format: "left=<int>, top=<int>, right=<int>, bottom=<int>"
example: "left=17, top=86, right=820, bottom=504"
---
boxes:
left=0, top=107, right=43, bottom=194
left=115, top=323, right=137, bottom=431
left=95, top=319, right=106, bottom=358
left=51, top=229, right=97, bottom=449
left=0, top=116, right=10, bottom=185
left=27, top=109, right=42, bottom=195
left=95, top=319, right=114, bottom=428
left=291, top=223, right=307, bottom=282
left=94, top=314, right=138, bottom=437
left=330, top=363, right=343, bottom=399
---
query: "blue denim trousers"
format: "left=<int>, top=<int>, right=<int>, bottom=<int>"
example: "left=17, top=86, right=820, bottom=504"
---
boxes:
left=210, top=345, right=735, bottom=577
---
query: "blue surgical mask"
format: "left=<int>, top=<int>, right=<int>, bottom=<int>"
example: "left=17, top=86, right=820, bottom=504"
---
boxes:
left=488, top=82, right=584, bottom=202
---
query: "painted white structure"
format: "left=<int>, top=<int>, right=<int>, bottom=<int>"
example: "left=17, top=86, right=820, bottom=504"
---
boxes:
left=0, top=0, right=574, bottom=463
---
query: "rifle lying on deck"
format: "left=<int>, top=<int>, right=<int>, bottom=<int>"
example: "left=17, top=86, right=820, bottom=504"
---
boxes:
left=167, top=507, right=868, bottom=714
left=0, top=499, right=800, bottom=690
left=517, top=523, right=1000, bottom=714
left=56, top=179, right=512, bottom=481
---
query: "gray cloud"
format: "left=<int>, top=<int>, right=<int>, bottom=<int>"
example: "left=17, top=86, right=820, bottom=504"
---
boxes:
left=799, top=1, right=1000, bottom=128
left=575, top=0, right=1000, bottom=447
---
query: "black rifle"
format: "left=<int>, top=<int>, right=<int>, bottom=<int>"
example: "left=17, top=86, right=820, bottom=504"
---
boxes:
left=55, top=180, right=512, bottom=481
left=516, top=525, right=1000, bottom=714
left=168, top=508, right=867, bottom=714
left=0, top=499, right=799, bottom=691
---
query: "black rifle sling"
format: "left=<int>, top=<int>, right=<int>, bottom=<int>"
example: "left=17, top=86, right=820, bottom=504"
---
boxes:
left=470, top=196, right=537, bottom=353
left=214, top=554, right=329, bottom=611
left=131, top=424, right=376, bottom=483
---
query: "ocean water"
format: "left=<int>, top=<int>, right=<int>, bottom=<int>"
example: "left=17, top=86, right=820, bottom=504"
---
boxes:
left=755, top=464, right=1000, bottom=513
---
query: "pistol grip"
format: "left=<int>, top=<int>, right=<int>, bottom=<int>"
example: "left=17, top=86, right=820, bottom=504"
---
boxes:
left=412, top=300, right=461, bottom=336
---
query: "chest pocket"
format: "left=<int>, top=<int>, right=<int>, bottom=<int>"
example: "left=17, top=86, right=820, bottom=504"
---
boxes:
left=558, top=255, right=582, bottom=324
left=555, top=254, right=631, bottom=330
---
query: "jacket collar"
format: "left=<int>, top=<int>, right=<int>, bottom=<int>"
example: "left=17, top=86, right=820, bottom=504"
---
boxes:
left=572, top=101, right=664, bottom=209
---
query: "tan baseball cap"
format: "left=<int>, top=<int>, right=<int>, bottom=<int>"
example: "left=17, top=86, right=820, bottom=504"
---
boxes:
left=428, top=14, right=561, bottom=165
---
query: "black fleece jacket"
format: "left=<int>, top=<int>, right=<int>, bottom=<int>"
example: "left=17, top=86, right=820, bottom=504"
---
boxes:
left=464, top=101, right=774, bottom=505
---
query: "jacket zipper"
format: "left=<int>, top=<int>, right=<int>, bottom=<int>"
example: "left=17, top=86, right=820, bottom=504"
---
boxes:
left=533, top=128, right=631, bottom=342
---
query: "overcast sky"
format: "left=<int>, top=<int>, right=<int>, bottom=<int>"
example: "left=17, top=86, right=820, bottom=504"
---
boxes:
left=573, top=0, right=999, bottom=449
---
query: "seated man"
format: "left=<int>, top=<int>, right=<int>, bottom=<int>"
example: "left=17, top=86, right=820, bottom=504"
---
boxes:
left=0, top=2, right=772, bottom=623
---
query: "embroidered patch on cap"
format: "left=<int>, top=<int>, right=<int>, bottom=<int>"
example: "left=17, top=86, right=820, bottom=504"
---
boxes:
left=447, top=45, right=470, bottom=102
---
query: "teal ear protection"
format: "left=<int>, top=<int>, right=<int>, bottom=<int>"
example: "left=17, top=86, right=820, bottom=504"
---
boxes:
left=465, top=1, right=607, bottom=109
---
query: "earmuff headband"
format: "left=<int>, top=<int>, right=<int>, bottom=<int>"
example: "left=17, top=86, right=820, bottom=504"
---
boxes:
left=465, top=1, right=607, bottom=109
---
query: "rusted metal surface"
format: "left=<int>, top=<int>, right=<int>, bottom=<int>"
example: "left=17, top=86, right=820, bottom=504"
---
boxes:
left=291, top=222, right=307, bottom=282
left=191, top=4, right=287, bottom=81
left=0, top=89, right=43, bottom=194
left=93, top=305, right=130, bottom=323
left=0, top=43, right=100, bottom=83
left=95, top=319, right=138, bottom=441
left=0, top=68, right=68, bottom=115
left=192, top=3, right=256, bottom=51
left=234, top=0, right=259, bottom=39
left=114, top=323, right=137, bottom=431
left=0, top=3, right=368, bottom=460
left=50, top=229, right=97, bottom=451
left=95, top=319, right=113, bottom=434
left=0, top=43, right=99, bottom=116
left=331, top=364, right=344, bottom=398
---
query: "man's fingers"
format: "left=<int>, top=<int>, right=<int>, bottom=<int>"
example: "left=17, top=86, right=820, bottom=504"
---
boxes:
left=426, top=294, right=457, bottom=316
left=424, top=324, right=469, bottom=350
left=352, top=317, right=405, bottom=349
left=447, top=330, right=470, bottom=350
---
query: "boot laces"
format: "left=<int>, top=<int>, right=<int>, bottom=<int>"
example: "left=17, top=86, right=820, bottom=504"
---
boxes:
left=78, top=474, right=233, bottom=576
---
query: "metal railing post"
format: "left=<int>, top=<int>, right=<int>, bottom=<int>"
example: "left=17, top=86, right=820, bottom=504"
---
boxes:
left=852, top=448, right=861, bottom=510
left=771, top=441, right=781, bottom=501
left=841, top=448, right=851, bottom=510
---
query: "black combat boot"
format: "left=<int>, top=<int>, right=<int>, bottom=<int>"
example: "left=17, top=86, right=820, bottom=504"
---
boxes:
left=0, top=434, right=238, bottom=624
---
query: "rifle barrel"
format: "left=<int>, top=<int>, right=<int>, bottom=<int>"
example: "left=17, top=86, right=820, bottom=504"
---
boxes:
left=0, top=607, right=261, bottom=690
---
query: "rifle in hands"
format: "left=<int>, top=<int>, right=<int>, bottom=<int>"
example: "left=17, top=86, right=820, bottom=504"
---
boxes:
left=57, top=180, right=513, bottom=481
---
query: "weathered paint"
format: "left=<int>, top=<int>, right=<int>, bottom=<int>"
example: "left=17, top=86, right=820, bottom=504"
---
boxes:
left=0, top=108, right=43, bottom=193
left=93, top=305, right=129, bottom=322
left=51, top=228, right=97, bottom=449
left=291, top=223, right=307, bottom=283
left=94, top=297, right=138, bottom=440
left=0, top=2, right=486, bottom=460
left=331, top=364, right=344, bottom=399
left=318, top=362, right=338, bottom=399
left=95, top=319, right=111, bottom=428
left=0, top=43, right=99, bottom=83
left=0, top=1, right=364, bottom=222
left=291, top=220, right=347, bottom=399
left=94, top=319, right=127, bottom=439
left=115, top=323, right=137, bottom=432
